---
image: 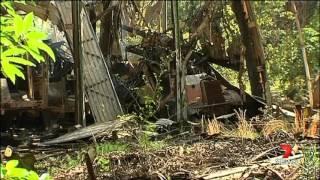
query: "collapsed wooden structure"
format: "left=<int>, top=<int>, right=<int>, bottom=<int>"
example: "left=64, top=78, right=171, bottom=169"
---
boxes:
left=1, top=1, right=318, bottom=144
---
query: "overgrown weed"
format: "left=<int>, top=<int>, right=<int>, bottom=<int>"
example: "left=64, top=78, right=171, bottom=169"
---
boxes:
left=300, top=144, right=320, bottom=179
left=137, top=133, right=167, bottom=151
left=207, top=116, right=224, bottom=135
left=225, top=109, right=259, bottom=140
left=96, top=142, right=129, bottom=155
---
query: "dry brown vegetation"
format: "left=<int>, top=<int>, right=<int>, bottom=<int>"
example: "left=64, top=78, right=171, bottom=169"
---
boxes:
left=262, top=119, right=291, bottom=138
left=206, top=116, right=224, bottom=136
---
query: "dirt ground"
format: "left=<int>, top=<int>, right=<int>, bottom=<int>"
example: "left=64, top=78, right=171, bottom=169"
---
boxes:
left=35, top=133, right=318, bottom=180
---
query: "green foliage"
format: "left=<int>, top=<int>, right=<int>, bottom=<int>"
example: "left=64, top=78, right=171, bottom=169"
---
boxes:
left=137, top=72, right=164, bottom=121
left=96, top=158, right=110, bottom=172
left=254, top=1, right=319, bottom=98
left=96, top=142, right=128, bottom=154
left=0, top=1, right=55, bottom=83
left=95, top=142, right=129, bottom=172
left=301, top=144, right=320, bottom=179
left=0, top=160, right=51, bottom=180
left=64, top=153, right=83, bottom=170
left=137, top=132, right=167, bottom=151
left=213, top=1, right=319, bottom=99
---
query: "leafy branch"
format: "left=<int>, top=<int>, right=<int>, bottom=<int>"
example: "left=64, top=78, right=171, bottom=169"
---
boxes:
left=0, top=1, right=55, bottom=83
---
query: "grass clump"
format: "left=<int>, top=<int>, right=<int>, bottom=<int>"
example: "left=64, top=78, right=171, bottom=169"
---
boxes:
left=207, top=117, right=224, bottom=136
left=230, top=109, right=259, bottom=140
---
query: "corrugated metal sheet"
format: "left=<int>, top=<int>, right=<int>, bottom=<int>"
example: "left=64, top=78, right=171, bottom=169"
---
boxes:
left=55, top=1, right=123, bottom=122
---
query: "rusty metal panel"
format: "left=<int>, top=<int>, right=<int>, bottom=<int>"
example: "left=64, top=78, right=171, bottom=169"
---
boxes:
left=186, top=84, right=203, bottom=106
left=200, top=80, right=224, bottom=105
left=186, top=74, right=204, bottom=106
left=200, top=80, right=228, bottom=115
left=55, top=1, right=122, bottom=122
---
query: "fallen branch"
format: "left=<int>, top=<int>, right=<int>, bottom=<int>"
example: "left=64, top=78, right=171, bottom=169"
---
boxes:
left=249, top=146, right=278, bottom=163
left=200, top=154, right=303, bottom=179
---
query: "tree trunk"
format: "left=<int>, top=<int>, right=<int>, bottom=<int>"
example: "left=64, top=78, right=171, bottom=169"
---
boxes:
left=172, top=0, right=187, bottom=129
left=231, top=1, right=271, bottom=105
left=291, top=1, right=313, bottom=108
left=99, top=1, right=112, bottom=62
left=88, top=6, right=96, bottom=32
left=99, top=1, right=122, bottom=66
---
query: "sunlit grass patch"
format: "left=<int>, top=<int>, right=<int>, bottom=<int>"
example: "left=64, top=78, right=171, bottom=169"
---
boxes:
left=234, top=119, right=259, bottom=140
left=224, top=109, right=259, bottom=140
left=207, top=116, right=225, bottom=135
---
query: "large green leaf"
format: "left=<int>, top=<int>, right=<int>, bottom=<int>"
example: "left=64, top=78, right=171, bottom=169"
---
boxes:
left=1, top=61, right=25, bottom=83
left=28, top=170, right=40, bottom=180
left=1, top=47, right=26, bottom=57
left=0, top=16, right=13, bottom=25
left=26, top=31, right=47, bottom=40
left=5, top=160, right=19, bottom=170
left=13, top=15, right=24, bottom=37
left=2, top=26, right=15, bottom=32
left=23, top=12, right=34, bottom=33
left=7, top=168, right=29, bottom=178
left=23, top=43, right=45, bottom=62
left=0, top=36, right=14, bottom=46
left=4, top=57, right=36, bottom=66
left=36, top=41, right=56, bottom=61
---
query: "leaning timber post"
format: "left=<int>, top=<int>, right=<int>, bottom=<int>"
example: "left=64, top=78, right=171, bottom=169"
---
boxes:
left=232, top=1, right=271, bottom=106
left=72, top=1, right=85, bottom=126
left=172, top=0, right=187, bottom=130
left=291, top=1, right=314, bottom=108
left=26, top=66, right=34, bottom=100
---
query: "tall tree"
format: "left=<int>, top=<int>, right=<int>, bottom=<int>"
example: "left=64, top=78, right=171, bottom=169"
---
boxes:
left=99, top=1, right=121, bottom=67
left=232, top=1, right=271, bottom=105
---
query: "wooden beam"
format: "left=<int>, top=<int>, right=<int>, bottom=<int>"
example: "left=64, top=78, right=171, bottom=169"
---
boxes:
left=72, top=1, right=85, bottom=126
left=172, top=0, right=187, bottom=130
left=26, top=67, right=34, bottom=100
